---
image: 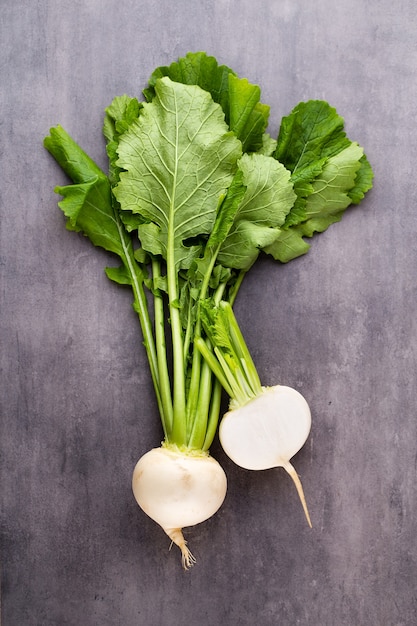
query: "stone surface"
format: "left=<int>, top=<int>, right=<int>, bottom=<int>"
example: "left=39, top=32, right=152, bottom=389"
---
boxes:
left=1, top=1, right=417, bottom=624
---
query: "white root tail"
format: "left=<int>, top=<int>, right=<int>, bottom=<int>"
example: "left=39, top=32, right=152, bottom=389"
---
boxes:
left=282, top=461, right=312, bottom=528
left=167, top=528, right=197, bottom=570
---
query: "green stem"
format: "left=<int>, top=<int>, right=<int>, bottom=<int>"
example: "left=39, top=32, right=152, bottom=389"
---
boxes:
left=224, top=301, right=262, bottom=394
left=114, top=210, right=165, bottom=422
left=152, top=258, right=173, bottom=438
left=167, top=221, right=186, bottom=444
left=197, top=300, right=263, bottom=408
left=227, top=269, right=246, bottom=306
left=185, top=244, right=220, bottom=443
left=130, top=274, right=163, bottom=412
left=194, top=338, right=235, bottom=398
left=214, top=347, right=248, bottom=404
left=188, top=360, right=213, bottom=449
left=182, top=288, right=193, bottom=371
left=202, top=379, right=222, bottom=451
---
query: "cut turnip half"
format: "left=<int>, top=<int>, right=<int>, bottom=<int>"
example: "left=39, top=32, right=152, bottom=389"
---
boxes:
left=197, top=301, right=313, bottom=527
left=220, top=385, right=312, bottom=527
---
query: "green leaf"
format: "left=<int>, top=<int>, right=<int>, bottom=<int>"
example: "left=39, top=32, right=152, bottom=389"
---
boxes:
left=274, top=100, right=351, bottom=229
left=217, top=220, right=280, bottom=270
left=103, top=95, right=142, bottom=143
left=55, top=177, right=130, bottom=258
left=103, top=95, right=142, bottom=185
left=114, top=77, right=242, bottom=271
left=348, top=154, right=374, bottom=204
left=302, top=142, right=364, bottom=220
left=228, top=74, right=270, bottom=152
left=234, top=153, right=295, bottom=226
left=263, top=228, right=311, bottom=263
left=45, top=126, right=167, bottom=430
left=265, top=142, right=370, bottom=262
left=144, top=51, right=269, bottom=152
left=275, top=100, right=350, bottom=172
left=144, top=51, right=232, bottom=112
left=217, top=153, right=296, bottom=269
left=201, top=301, right=233, bottom=351
left=44, top=125, right=104, bottom=184
left=105, top=264, right=133, bottom=285
left=44, top=126, right=142, bottom=279
left=265, top=100, right=374, bottom=263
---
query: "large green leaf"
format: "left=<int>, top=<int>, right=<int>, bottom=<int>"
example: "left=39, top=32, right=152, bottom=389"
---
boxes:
left=114, top=77, right=242, bottom=271
left=144, top=51, right=270, bottom=152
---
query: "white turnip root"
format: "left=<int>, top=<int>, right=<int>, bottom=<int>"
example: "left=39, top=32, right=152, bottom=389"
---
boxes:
left=219, top=385, right=312, bottom=527
left=132, top=445, right=227, bottom=569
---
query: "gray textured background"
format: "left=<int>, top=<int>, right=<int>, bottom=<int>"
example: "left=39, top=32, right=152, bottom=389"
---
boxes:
left=1, top=1, right=416, bottom=625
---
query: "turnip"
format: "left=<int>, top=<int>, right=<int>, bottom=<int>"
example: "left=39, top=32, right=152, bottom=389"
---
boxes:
left=132, top=446, right=227, bottom=568
left=198, top=301, right=312, bottom=526
left=220, top=385, right=312, bottom=527
left=44, top=51, right=372, bottom=567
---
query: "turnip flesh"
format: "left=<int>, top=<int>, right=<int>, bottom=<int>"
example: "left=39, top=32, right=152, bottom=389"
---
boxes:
left=219, top=385, right=312, bottom=527
left=132, top=445, right=227, bottom=569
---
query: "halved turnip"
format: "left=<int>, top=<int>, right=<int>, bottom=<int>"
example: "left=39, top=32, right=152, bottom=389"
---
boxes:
left=220, top=385, right=312, bottom=526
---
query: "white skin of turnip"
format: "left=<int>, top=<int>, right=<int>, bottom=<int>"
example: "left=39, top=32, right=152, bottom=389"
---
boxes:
left=219, top=385, right=312, bottom=527
left=132, top=446, right=227, bottom=569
